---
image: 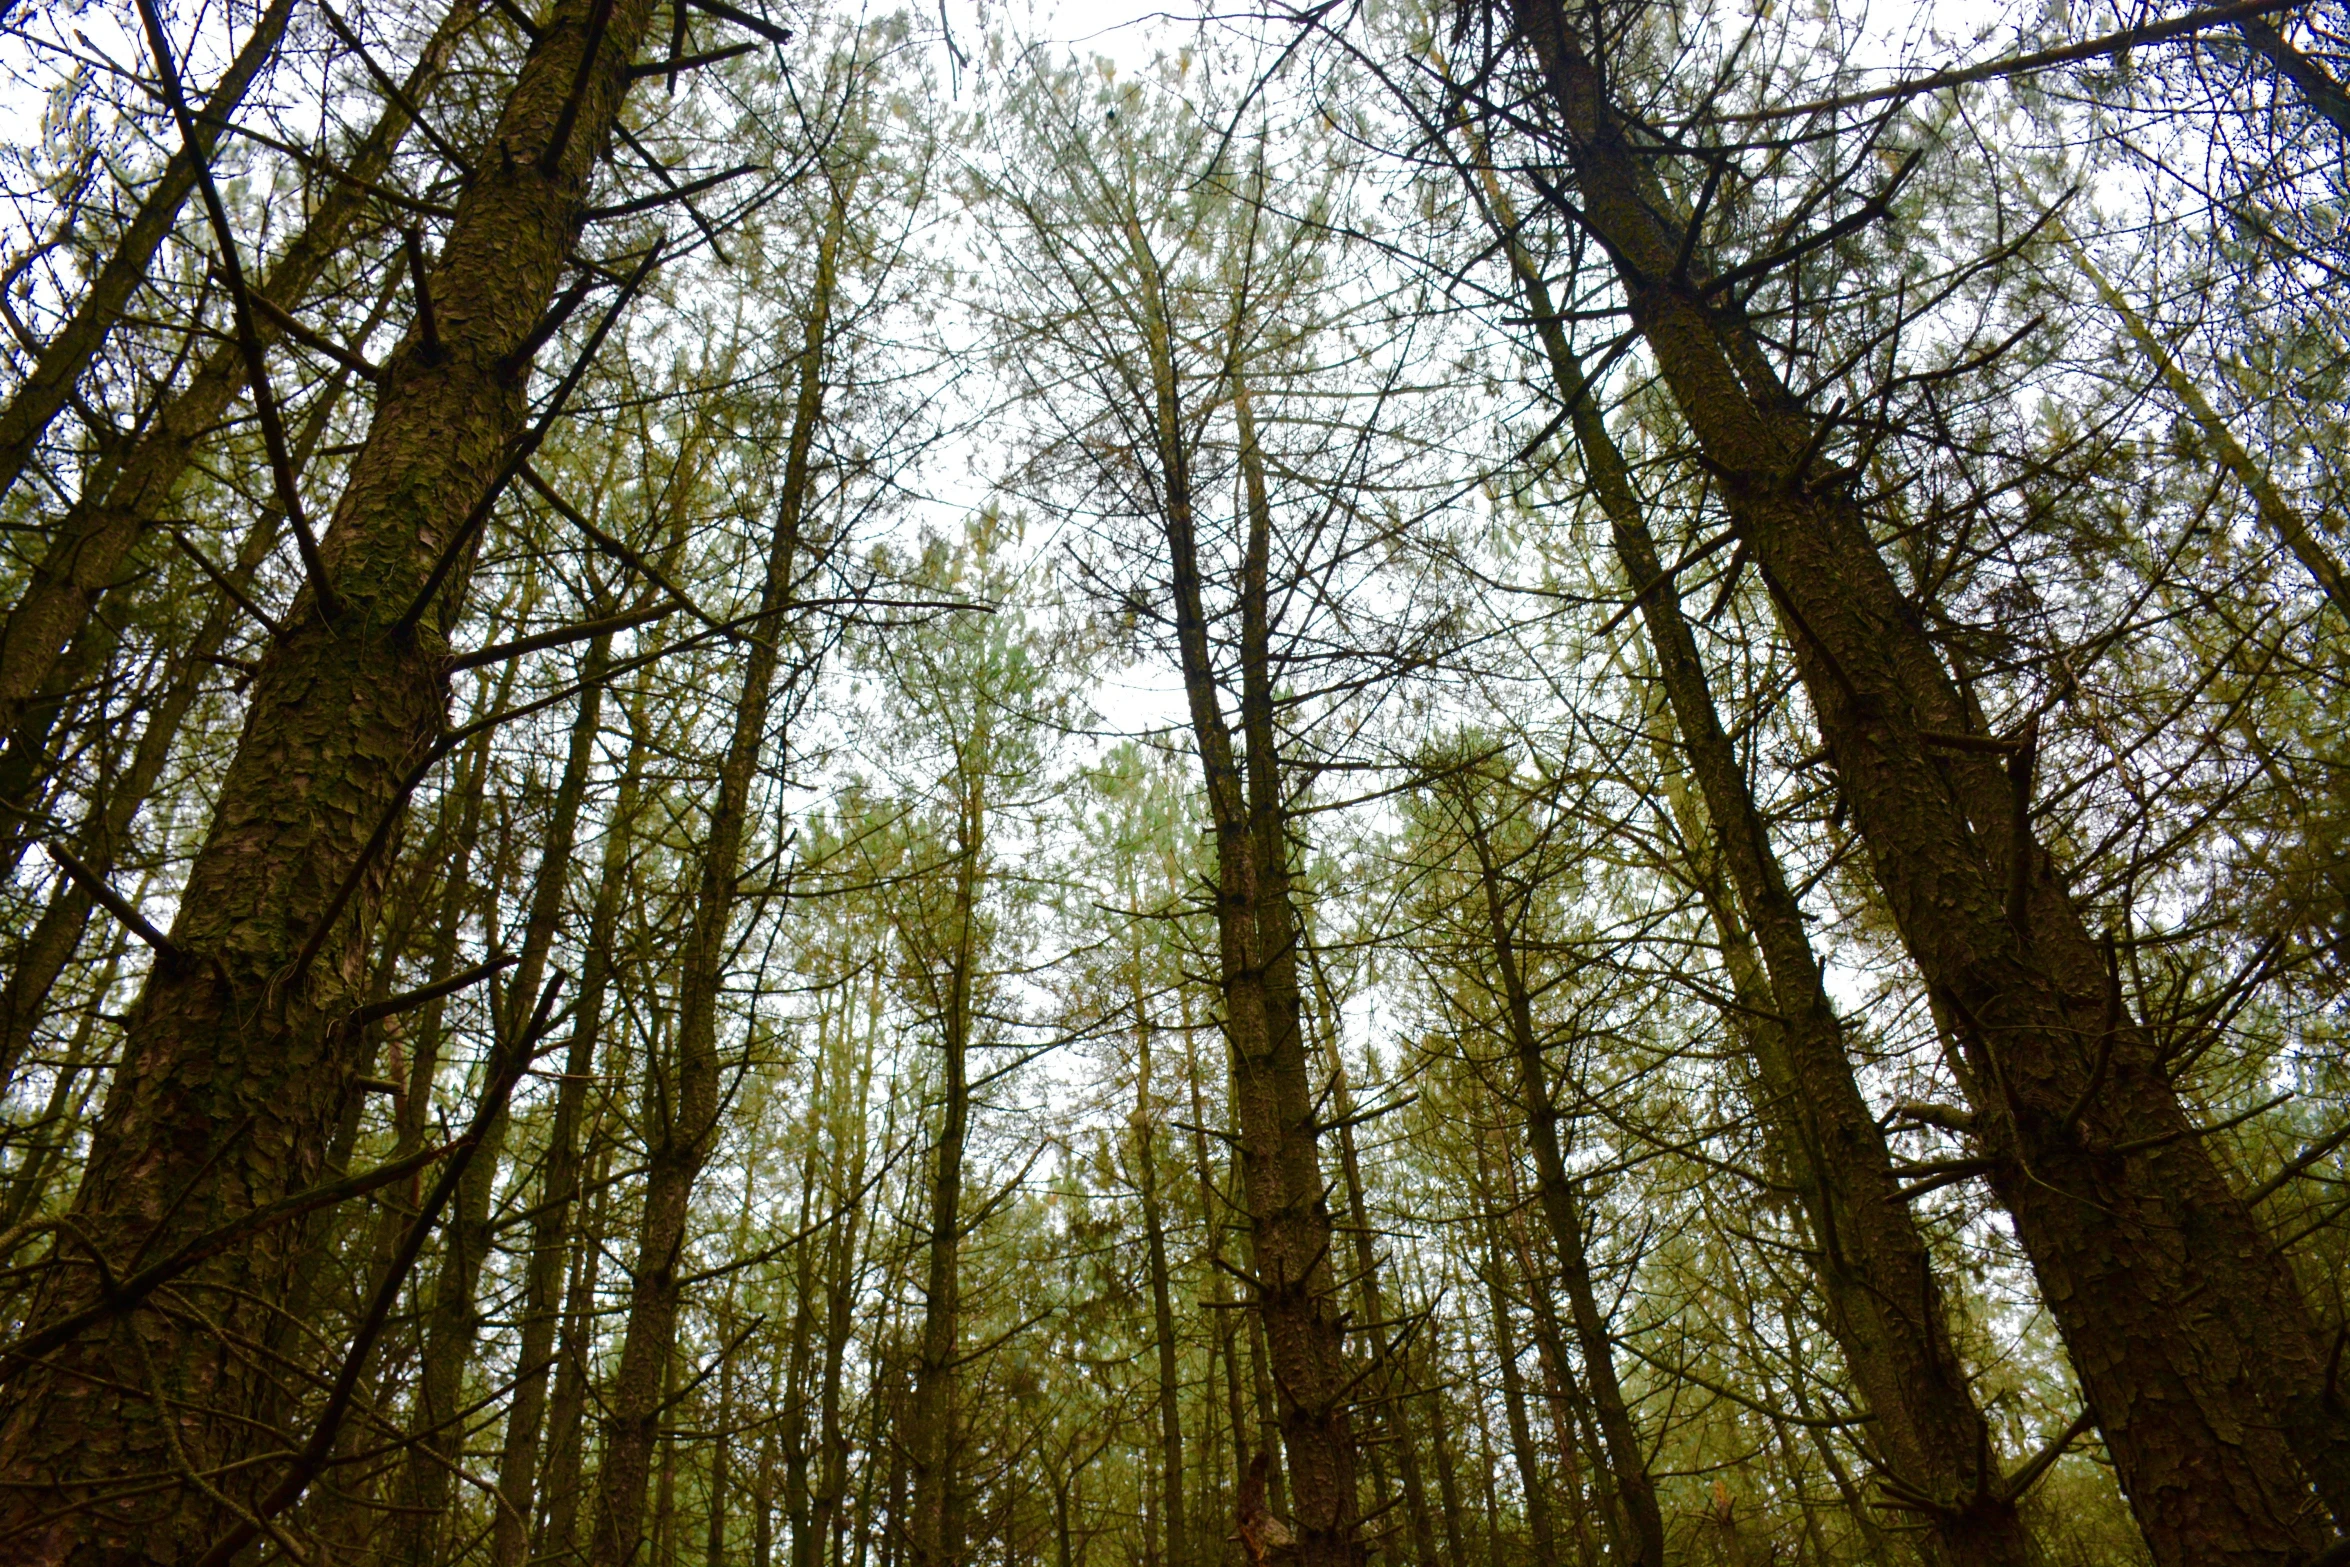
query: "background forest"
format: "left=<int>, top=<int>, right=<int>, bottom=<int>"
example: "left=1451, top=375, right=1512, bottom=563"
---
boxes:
left=0, top=0, right=2342, bottom=1563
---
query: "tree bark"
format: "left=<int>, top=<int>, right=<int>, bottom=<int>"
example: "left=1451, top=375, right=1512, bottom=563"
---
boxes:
left=1497, top=0, right=2348, bottom=1554
left=0, top=0, right=477, bottom=751
left=0, top=0, right=298, bottom=510
left=812, top=983, right=878, bottom=1567
left=1139, top=316, right=1361, bottom=1563
left=0, top=0, right=662, bottom=1553
left=1469, top=152, right=2037, bottom=1563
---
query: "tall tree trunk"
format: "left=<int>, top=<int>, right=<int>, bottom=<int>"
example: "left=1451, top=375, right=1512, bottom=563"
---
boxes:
left=1133, top=964, right=1190, bottom=1567
left=588, top=178, right=838, bottom=1567
left=489, top=632, right=640, bottom=1567
left=906, top=807, right=981, bottom=1567
left=1509, top=1250, right=1601, bottom=1567
left=1422, top=1329, right=1471, bottom=1567
left=1468, top=149, right=2036, bottom=1563
left=1135, top=225, right=1362, bottom=1558
left=1495, top=1, right=2349, bottom=1554
left=1305, top=946, right=1439, bottom=1567
left=1456, top=803, right=1665, bottom=1567
left=812, top=978, right=878, bottom=1567
left=0, top=0, right=663, bottom=1553
left=543, top=1128, right=620, bottom=1563
left=0, top=0, right=297, bottom=510
left=0, top=0, right=477, bottom=752
left=1183, top=984, right=1253, bottom=1526
left=787, top=1129, right=826, bottom=1567
left=1473, top=1198, right=1558, bottom=1567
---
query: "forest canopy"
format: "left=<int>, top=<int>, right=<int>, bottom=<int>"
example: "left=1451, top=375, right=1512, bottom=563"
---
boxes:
left=0, top=0, right=2342, bottom=1564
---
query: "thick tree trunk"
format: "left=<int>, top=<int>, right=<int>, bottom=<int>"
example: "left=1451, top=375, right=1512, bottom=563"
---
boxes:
left=1200, top=358, right=1362, bottom=1567
left=1498, top=0, right=2349, bottom=1555
left=1473, top=160, right=2036, bottom=1562
left=0, top=0, right=661, bottom=1552
left=0, top=0, right=476, bottom=750
left=0, top=0, right=297, bottom=510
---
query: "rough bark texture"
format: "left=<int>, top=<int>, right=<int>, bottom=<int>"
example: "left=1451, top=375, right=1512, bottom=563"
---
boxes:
left=0, top=0, right=297, bottom=509
left=1499, top=0, right=2347, bottom=1555
left=0, top=0, right=476, bottom=748
left=1218, top=371, right=1364, bottom=1567
left=1478, top=165, right=2037, bottom=1561
left=0, top=0, right=661, bottom=1555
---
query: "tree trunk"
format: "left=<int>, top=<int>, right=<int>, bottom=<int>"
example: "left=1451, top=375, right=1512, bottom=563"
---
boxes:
left=0, top=0, right=476, bottom=750
left=787, top=1133, right=825, bottom=1567
left=1305, top=947, right=1440, bottom=1567
left=1458, top=805, right=1665, bottom=1567
left=1133, top=969, right=1191, bottom=1567
left=812, top=979, right=878, bottom=1567
left=488, top=633, right=639, bottom=1567
left=906, top=812, right=980, bottom=1567
left=1469, top=152, right=2037, bottom=1563
left=543, top=1129, right=620, bottom=1563
left=0, top=0, right=663, bottom=1552
left=1476, top=1209, right=1559, bottom=1567
left=1496, top=0, right=2348, bottom=1554
left=1184, top=987, right=1253, bottom=1528
left=589, top=173, right=835, bottom=1567
left=0, top=0, right=298, bottom=511
left=1138, top=253, right=1362, bottom=1559
left=1423, top=1342, right=1471, bottom=1567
